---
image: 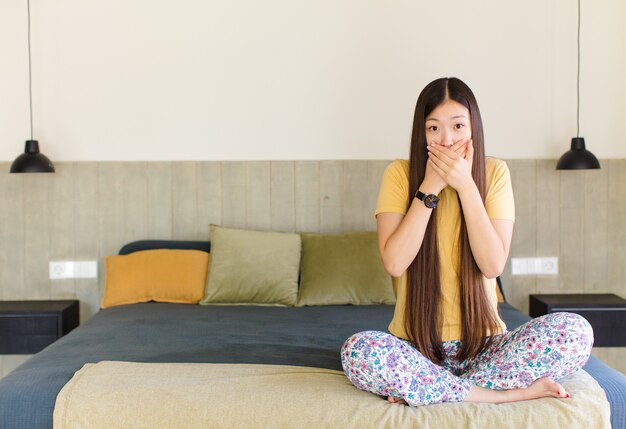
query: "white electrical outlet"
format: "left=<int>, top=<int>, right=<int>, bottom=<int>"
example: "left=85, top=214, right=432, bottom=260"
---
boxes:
left=50, top=261, right=68, bottom=279
left=49, top=261, right=98, bottom=280
left=511, top=257, right=558, bottom=275
left=541, top=257, right=558, bottom=275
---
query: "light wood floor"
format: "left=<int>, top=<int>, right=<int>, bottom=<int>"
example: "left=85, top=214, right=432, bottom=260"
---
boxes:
left=0, top=355, right=31, bottom=379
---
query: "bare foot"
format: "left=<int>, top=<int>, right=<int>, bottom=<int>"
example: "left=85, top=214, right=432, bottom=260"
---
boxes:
left=385, top=378, right=569, bottom=406
left=523, top=377, right=569, bottom=401
left=387, top=396, right=408, bottom=405
left=464, top=377, right=570, bottom=404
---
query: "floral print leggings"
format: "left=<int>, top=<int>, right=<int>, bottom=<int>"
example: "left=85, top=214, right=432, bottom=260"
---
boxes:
left=341, top=312, right=593, bottom=406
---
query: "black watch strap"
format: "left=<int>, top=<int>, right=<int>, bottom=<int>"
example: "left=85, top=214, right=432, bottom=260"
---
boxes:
left=415, top=190, right=440, bottom=209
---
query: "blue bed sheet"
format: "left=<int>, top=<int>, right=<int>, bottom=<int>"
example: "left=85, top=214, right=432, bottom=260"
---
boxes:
left=0, top=302, right=623, bottom=429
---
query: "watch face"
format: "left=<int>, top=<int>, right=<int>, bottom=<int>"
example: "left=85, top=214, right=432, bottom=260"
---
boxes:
left=424, top=194, right=439, bottom=209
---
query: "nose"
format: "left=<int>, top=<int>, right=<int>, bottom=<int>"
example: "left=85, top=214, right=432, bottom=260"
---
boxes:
left=440, top=130, right=454, bottom=147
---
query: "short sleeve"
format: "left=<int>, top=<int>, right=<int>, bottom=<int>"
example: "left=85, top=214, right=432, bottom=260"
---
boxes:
left=485, top=158, right=515, bottom=221
left=374, top=160, right=410, bottom=218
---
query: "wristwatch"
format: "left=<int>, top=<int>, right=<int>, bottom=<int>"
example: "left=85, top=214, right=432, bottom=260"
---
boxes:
left=415, top=190, right=440, bottom=209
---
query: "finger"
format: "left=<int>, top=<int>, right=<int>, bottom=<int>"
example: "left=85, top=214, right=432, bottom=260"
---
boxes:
left=427, top=158, right=447, bottom=180
left=451, top=139, right=467, bottom=155
left=465, top=139, right=474, bottom=162
left=427, top=156, right=447, bottom=178
left=428, top=144, right=458, bottom=163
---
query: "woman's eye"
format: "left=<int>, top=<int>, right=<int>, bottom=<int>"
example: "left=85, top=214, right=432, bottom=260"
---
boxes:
left=428, top=126, right=439, bottom=132
left=455, top=124, right=465, bottom=129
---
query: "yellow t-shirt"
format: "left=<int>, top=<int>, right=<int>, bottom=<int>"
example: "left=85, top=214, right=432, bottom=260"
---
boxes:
left=375, top=157, right=515, bottom=342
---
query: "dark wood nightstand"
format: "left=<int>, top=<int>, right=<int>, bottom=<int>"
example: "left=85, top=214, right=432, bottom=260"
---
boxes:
left=529, top=294, right=626, bottom=347
left=0, top=300, right=79, bottom=354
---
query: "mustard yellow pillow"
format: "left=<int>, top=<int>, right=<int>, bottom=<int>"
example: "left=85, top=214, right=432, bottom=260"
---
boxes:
left=102, top=249, right=210, bottom=309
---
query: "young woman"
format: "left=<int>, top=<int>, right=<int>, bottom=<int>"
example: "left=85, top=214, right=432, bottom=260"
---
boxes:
left=341, top=77, right=593, bottom=406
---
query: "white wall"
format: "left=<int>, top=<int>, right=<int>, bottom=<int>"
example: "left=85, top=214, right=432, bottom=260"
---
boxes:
left=0, top=0, right=624, bottom=161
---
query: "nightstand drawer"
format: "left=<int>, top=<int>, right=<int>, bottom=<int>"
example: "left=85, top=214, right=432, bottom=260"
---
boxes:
left=0, top=335, right=59, bottom=354
left=529, top=294, right=626, bottom=347
left=0, top=315, right=58, bottom=335
left=0, top=300, right=79, bottom=354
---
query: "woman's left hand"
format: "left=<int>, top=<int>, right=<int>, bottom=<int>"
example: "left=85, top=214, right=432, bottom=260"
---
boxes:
left=426, top=139, right=475, bottom=194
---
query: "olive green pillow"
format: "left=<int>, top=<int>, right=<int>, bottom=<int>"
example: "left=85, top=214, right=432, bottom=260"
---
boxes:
left=200, top=225, right=301, bottom=306
left=297, top=231, right=395, bottom=306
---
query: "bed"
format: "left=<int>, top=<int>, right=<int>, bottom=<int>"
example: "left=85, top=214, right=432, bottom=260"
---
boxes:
left=0, top=239, right=624, bottom=428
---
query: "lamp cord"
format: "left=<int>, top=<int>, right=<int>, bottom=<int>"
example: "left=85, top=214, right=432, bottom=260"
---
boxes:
left=27, top=0, right=33, bottom=140
left=577, top=0, right=580, bottom=138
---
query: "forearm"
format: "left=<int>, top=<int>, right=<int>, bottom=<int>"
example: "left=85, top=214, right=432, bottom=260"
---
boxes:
left=457, top=184, right=510, bottom=278
left=379, top=197, right=436, bottom=277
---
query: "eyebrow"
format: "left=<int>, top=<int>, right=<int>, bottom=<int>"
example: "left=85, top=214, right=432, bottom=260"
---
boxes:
left=425, top=115, right=468, bottom=122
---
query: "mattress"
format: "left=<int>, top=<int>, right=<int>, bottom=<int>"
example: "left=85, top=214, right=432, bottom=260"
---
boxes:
left=0, top=302, right=623, bottom=428
left=53, top=361, right=607, bottom=429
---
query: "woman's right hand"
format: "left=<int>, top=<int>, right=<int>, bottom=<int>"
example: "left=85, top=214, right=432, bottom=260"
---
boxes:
left=421, top=155, right=448, bottom=195
left=420, top=140, right=468, bottom=195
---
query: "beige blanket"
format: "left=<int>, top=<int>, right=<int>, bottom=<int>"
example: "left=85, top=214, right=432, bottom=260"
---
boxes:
left=53, top=361, right=610, bottom=429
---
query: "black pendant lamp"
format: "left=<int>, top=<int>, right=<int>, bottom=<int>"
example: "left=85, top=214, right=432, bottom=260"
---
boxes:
left=10, top=0, right=55, bottom=174
left=556, top=0, right=600, bottom=170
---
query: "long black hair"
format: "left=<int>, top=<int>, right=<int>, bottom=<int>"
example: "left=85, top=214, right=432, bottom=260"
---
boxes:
left=405, top=77, right=500, bottom=364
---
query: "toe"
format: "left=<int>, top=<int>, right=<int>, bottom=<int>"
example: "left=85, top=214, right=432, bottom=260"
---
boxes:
left=555, top=383, right=568, bottom=398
